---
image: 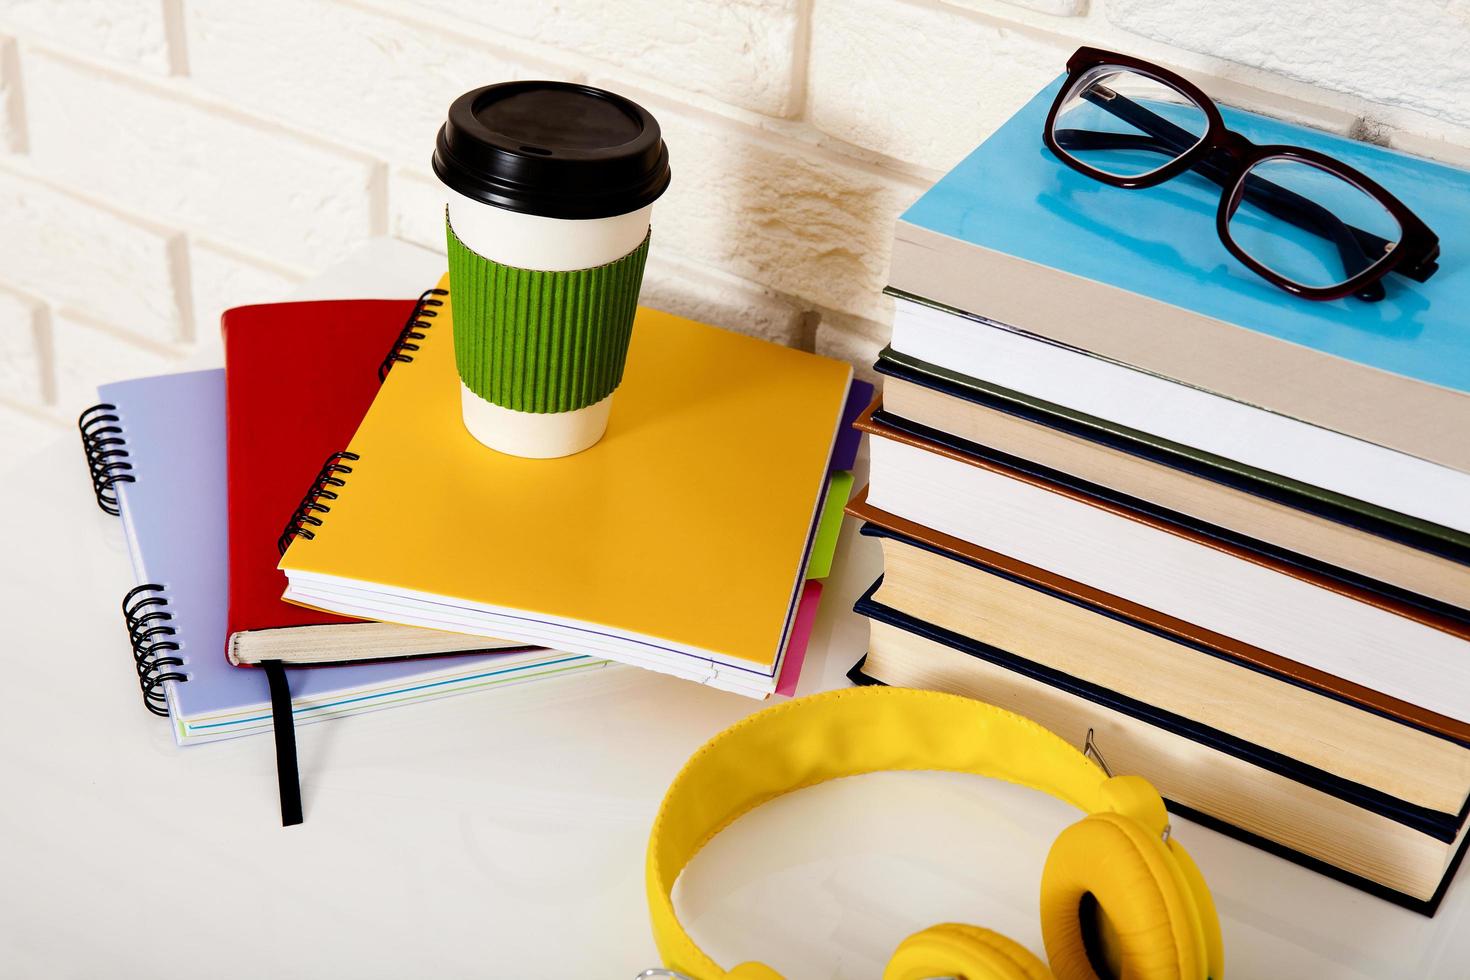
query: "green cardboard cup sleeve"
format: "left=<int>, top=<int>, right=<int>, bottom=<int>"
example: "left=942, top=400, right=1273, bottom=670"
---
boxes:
left=443, top=215, right=652, bottom=458
left=448, top=218, right=651, bottom=416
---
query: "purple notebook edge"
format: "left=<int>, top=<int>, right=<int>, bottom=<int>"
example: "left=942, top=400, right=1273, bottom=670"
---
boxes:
left=831, top=379, right=874, bottom=473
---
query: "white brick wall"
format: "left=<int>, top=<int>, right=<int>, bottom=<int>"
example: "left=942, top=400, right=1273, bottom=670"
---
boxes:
left=0, top=1, right=172, bottom=73
left=654, top=106, right=928, bottom=323
left=25, top=52, right=382, bottom=269
left=0, top=285, right=46, bottom=404
left=810, top=0, right=1071, bottom=170
left=0, top=34, right=24, bottom=152
left=385, top=0, right=806, bottom=116
left=186, top=241, right=304, bottom=360
left=187, top=0, right=547, bottom=166
left=2, top=0, right=1468, bottom=458
left=1107, top=0, right=1470, bottom=129
left=387, top=166, right=449, bottom=252
left=50, top=310, right=184, bottom=413
left=0, top=166, right=186, bottom=342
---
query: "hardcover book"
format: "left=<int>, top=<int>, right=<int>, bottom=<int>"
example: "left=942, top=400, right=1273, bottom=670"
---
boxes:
left=850, top=627, right=1469, bottom=914
left=874, top=346, right=1470, bottom=610
left=855, top=402, right=1470, bottom=725
left=891, top=75, right=1470, bottom=479
left=850, top=512, right=1470, bottom=825
left=884, top=295, right=1470, bottom=534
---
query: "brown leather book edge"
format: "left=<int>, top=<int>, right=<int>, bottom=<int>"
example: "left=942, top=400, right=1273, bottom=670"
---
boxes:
left=853, top=399, right=1470, bottom=641
left=847, top=486, right=1470, bottom=746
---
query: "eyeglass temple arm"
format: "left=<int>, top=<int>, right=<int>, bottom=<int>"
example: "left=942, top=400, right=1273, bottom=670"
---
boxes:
left=1066, top=91, right=1388, bottom=297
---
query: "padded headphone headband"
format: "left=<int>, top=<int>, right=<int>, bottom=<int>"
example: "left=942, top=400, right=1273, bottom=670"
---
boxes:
left=645, top=687, right=1211, bottom=979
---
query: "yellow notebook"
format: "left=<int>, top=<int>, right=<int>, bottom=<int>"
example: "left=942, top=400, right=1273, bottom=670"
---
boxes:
left=278, top=275, right=853, bottom=697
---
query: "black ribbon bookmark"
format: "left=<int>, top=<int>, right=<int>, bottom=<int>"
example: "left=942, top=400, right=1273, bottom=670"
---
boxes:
left=263, top=660, right=303, bottom=827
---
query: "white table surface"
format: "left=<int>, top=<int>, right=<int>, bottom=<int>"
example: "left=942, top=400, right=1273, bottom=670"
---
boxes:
left=3, top=239, right=1466, bottom=979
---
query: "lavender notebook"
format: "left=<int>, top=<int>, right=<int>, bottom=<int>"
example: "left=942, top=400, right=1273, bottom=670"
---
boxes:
left=84, top=368, right=604, bottom=745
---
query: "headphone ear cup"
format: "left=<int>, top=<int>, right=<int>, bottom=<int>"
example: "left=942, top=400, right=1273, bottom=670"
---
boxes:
left=724, top=963, right=785, bottom=980
left=1165, top=839, right=1224, bottom=980
left=1039, top=813, right=1208, bottom=980
left=884, top=922, right=1053, bottom=980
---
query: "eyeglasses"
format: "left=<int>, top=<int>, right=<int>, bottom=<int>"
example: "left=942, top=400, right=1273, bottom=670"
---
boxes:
left=1043, top=47, right=1440, bottom=302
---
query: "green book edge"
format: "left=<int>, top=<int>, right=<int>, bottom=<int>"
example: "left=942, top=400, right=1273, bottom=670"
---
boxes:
left=805, top=470, right=854, bottom=580
left=877, top=343, right=1470, bottom=553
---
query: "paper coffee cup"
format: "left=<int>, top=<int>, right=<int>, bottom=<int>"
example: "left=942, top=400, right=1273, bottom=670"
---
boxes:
left=432, top=81, right=671, bottom=458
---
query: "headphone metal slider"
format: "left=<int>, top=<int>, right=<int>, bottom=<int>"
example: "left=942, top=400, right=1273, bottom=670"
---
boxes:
left=1082, top=728, right=1113, bottom=778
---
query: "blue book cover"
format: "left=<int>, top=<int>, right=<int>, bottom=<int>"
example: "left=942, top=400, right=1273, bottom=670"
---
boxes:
left=96, top=369, right=604, bottom=744
left=899, top=76, right=1470, bottom=397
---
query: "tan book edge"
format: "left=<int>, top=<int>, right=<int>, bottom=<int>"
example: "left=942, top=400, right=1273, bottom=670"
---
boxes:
left=873, top=532, right=1470, bottom=814
left=853, top=402, right=1470, bottom=644
left=229, top=620, right=526, bottom=666
left=846, top=490, right=1470, bottom=747
left=890, top=220, right=1470, bottom=475
left=883, top=374, right=1470, bottom=610
left=864, top=620, right=1464, bottom=902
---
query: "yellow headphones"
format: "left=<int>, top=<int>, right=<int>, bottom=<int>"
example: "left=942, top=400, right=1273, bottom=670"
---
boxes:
left=644, top=687, right=1224, bottom=979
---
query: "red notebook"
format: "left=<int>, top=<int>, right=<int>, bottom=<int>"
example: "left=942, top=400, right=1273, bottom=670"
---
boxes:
left=223, top=294, right=527, bottom=667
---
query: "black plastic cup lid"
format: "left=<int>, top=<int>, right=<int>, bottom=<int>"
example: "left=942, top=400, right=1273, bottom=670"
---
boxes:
left=433, top=81, right=671, bottom=220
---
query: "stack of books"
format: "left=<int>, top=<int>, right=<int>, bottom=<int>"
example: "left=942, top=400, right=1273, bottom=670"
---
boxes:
left=269, top=277, right=864, bottom=698
left=848, top=78, right=1470, bottom=913
left=84, top=298, right=591, bottom=746
left=85, top=279, right=862, bottom=821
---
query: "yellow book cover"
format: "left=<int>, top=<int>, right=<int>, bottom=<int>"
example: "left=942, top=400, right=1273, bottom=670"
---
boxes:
left=279, top=275, right=853, bottom=695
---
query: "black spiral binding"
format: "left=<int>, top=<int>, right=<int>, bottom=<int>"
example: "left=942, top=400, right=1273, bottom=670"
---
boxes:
left=378, top=288, right=447, bottom=381
left=122, top=584, right=188, bottom=717
left=278, top=451, right=361, bottom=555
left=78, top=403, right=136, bottom=515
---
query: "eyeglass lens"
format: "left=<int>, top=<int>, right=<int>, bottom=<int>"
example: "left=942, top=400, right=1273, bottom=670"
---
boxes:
left=1051, top=66, right=1209, bottom=180
left=1225, top=157, right=1402, bottom=290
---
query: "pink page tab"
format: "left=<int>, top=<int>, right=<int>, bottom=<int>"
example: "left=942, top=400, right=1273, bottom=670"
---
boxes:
left=775, top=580, right=824, bottom=697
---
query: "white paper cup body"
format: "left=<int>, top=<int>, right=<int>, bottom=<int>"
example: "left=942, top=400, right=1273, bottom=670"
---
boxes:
left=446, top=187, right=652, bottom=458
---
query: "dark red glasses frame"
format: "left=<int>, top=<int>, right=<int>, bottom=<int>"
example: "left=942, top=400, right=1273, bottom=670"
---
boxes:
left=1043, top=47, right=1441, bottom=302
